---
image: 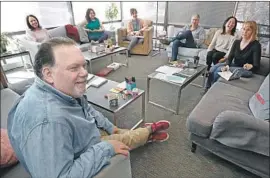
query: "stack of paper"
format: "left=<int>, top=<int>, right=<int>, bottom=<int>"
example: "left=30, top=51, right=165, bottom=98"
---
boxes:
left=155, top=65, right=183, bottom=75
left=154, top=73, right=186, bottom=84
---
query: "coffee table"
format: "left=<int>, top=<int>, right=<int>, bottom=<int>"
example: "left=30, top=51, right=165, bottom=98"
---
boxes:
left=82, top=47, right=128, bottom=73
left=147, top=64, right=207, bottom=115
left=85, top=76, right=145, bottom=130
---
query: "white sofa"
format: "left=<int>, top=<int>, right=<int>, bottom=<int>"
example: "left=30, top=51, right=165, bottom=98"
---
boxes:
left=17, top=26, right=91, bottom=64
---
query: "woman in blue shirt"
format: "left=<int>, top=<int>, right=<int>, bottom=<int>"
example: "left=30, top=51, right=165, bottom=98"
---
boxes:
left=80, top=8, right=108, bottom=43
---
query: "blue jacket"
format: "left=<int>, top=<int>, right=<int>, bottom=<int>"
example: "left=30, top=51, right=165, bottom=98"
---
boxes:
left=7, top=77, right=115, bottom=178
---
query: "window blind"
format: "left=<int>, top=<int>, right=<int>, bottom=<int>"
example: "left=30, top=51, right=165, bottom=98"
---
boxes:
left=168, top=2, right=236, bottom=28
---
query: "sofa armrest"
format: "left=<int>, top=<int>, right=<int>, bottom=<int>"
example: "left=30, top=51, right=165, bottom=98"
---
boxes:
left=210, top=110, right=269, bottom=156
left=117, top=28, right=127, bottom=44
left=93, top=154, right=132, bottom=178
left=142, top=26, right=153, bottom=51
left=17, top=36, right=41, bottom=63
left=143, top=26, right=153, bottom=43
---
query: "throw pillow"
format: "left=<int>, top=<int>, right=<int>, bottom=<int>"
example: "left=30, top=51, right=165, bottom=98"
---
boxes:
left=249, top=74, right=270, bottom=121
left=76, top=25, right=89, bottom=43
left=1, top=128, right=18, bottom=168
left=204, top=28, right=219, bottom=46
left=65, top=24, right=80, bottom=43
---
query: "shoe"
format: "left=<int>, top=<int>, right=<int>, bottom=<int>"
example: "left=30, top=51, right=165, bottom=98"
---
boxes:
left=169, top=61, right=178, bottom=65
left=148, top=132, right=169, bottom=143
left=144, top=120, right=171, bottom=133
left=160, top=38, right=171, bottom=45
left=127, top=50, right=131, bottom=57
left=202, top=71, right=209, bottom=77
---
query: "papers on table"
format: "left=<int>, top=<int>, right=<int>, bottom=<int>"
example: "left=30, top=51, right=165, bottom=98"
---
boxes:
left=155, top=65, right=183, bottom=75
left=154, top=73, right=186, bottom=84
left=117, top=81, right=126, bottom=89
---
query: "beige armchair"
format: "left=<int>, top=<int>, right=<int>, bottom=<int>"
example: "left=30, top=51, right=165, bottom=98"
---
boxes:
left=117, top=20, right=153, bottom=55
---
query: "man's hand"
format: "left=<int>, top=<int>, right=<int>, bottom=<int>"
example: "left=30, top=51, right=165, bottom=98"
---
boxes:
left=107, top=140, right=130, bottom=156
left=243, top=63, right=253, bottom=70
left=221, top=65, right=229, bottom=72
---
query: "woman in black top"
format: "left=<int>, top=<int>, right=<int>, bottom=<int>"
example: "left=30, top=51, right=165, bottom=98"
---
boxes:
left=206, top=21, right=261, bottom=88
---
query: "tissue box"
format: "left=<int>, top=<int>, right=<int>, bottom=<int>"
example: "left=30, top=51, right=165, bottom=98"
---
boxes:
left=126, top=82, right=136, bottom=91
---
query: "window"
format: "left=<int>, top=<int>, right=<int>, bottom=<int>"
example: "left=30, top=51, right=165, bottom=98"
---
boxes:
left=235, top=2, right=270, bottom=57
left=1, top=2, right=72, bottom=33
left=122, top=2, right=165, bottom=24
left=168, top=2, right=236, bottom=28
left=235, top=2, right=269, bottom=26
left=72, top=2, right=121, bottom=25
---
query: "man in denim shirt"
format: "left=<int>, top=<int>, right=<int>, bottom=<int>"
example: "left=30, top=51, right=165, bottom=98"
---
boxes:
left=7, top=37, right=170, bottom=178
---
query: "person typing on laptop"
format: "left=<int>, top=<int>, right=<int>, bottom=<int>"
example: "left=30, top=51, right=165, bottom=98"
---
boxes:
left=205, top=21, right=261, bottom=90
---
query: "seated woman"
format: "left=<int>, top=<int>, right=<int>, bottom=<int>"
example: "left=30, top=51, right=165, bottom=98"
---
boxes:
left=161, top=14, right=206, bottom=61
left=205, top=21, right=261, bottom=89
left=206, top=16, right=238, bottom=72
left=126, top=8, right=148, bottom=57
left=25, top=14, right=50, bottom=42
left=79, top=8, right=108, bottom=43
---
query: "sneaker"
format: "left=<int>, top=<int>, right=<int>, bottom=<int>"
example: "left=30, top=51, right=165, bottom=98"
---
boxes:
left=160, top=38, right=171, bottom=45
left=148, top=132, right=169, bottom=143
left=169, top=61, right=178, bottom=65
left=144, top=120, right=171, bottom=133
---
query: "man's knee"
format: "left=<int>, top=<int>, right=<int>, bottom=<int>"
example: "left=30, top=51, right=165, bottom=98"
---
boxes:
left=182, top=30, right=192, bottom=36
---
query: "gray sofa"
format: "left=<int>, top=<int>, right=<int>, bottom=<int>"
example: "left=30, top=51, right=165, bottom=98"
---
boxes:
left=186, top=57, right=270, bottom=178
left=165, top=27, right=241, bottom=65
left=0, top=86, right=132, bottom=178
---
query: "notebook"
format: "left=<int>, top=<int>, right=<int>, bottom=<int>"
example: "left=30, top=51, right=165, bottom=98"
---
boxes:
left=173, top=68, right=197, bottom=78
left=87, top=74, right=94, bottom=81
left=86, top=77, right=107, bottom=88
left=218, top=69, right=242, bottom=81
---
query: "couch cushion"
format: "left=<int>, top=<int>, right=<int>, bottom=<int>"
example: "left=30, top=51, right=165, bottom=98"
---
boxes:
left=186, top=82, right=254, bottom=138
left=255, top=57, right=270, bottom=76
left=166, top=45, right=204, bottom=58
left=204, top=28, right=219, bottom=46
left=249, top=74, right=270, bottom=121
left=1, top=89, right=20, bottom=129
left=218, top=74, right=266, bottom=93
left=1, top=163, right=30, bottom=178
left=48, top=26, right=67, bottom=38
left=76, top=25, right=89, bottom=43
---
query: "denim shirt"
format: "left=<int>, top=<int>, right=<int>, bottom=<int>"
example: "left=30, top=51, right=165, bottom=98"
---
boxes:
left=7, top=77, right=115, bottom=178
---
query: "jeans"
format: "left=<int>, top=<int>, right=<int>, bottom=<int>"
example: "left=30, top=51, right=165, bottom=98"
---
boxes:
left=205, top=63, right=253, bottom=88
left=206, top=49, right=226, bottom=71
left=88, top=31, right=109, bottom=43
left=125, top=35, right=144, bottom=51
left=171, top=30, right=197, bottom=61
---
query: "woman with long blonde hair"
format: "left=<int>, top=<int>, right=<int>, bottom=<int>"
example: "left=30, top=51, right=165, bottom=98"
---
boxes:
left=205, top=20, right=261, bottom=89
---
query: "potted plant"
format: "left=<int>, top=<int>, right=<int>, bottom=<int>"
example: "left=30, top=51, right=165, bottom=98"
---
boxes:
left=1, top=33, right=9, bottom=54
left=105, top=3, right=119, bottom=31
